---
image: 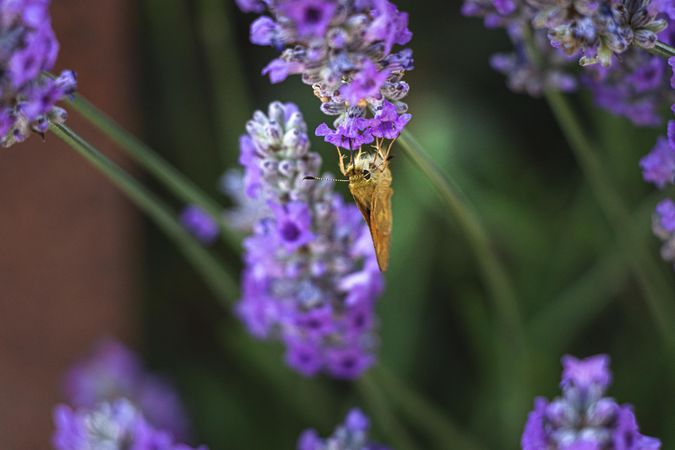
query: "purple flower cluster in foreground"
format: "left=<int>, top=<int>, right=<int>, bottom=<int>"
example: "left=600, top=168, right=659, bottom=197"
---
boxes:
left=52, top=340, right=203, bottom=449
left=522, top=355, right=660, bottom=450
left=180, top=205, right=220, bottom=245
left=0, top=0, right=76, bottom=147
left=298, top=408, right=389, bottom=450
left=239, top=0, right=413, bottom=150
left=235, top=102, right=384, bottom=379
left=53, top=399, right=205, bottom=450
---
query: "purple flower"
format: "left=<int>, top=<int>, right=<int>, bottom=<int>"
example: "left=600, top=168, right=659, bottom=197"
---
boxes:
left=652, top=198, right=675, bottom=269
left=278, top=0, right=336, bottom=38
left=297, top=408, right=389, bottom=450
left=655, top=199, right=675, bottom=233
left=521, top=354, right=660, bottom=450
left=239, top=0, right=414, bottom=149
left=370, top=101, right=411, bottom=139
left=64, top=339, right=190, bottom=439
left=340, top=60, right=390, bottom=106
left=236, top=0, right=266, bottom=13
left=316, top=116, right=375, bottom=151
left=235, top=102, right=384, bottom=379
left=0, top=0, right=76, bottom=147
left=52, top=399, right=206, bottom=450
left=640, top=134, right=675, bottom=189
left=180, top=205, right=220, bottom=245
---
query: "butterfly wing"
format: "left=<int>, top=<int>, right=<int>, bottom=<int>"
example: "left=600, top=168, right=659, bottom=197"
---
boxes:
left=369, top=181, right=393, bottom=272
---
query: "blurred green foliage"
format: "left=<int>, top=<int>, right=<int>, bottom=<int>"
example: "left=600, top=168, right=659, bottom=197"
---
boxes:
left=129, top=0, right=675, bottom=448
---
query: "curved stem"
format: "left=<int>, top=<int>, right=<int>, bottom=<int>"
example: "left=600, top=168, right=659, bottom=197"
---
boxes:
left=51, top=123, right=238, bottom=302
left=544, top=90, right=675, bottom=346
left=398, top=130, right=529, bottom=442
left=398, top=130, right=524, bottom=343
left=67, top=93, right=242, bottom=249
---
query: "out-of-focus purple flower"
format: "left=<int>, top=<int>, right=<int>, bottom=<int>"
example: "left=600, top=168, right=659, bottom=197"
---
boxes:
left=297, top=408, right=389, bottom=450
left=180, top=205, right=220, bottom=245
left=0, top=0, right=77, bottom=147
left=51, top=399, right=206, bottom=450
left=64, top=340, right=190, bottom=440
left=279, top=0, right=336, bottom=38
left=521, top=354, right=660, bottom=450
left=640, top=134, right=675, bottom=189
left=462, top=1, right=578, bottom=96
left=221, top=169, right=268, bottom=232
left=652, top=198, right=675, bottom=269
left=236, top=0, right=266, bottom=13
left=239, top=0, right=414, bottom=149
left=235, top=102, right=384, bottom=379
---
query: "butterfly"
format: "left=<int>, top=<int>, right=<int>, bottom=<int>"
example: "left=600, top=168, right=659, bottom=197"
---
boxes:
left=337, top=141, right=393, bottom=272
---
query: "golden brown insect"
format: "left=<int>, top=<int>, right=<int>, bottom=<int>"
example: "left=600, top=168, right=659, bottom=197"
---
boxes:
left=337, top=140, right=393, bottom=272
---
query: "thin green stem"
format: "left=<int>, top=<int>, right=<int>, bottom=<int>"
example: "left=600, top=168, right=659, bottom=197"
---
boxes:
left=398, top=130, right=523, bottom=341
left=67, top=93, right=241, bottom=249
left=373, top=366, right=487, bottom=450
left=398, top=130, right=529, bottom=442
left=197, top=0, right=253, bottom=167
left=544, top=90, right=675, bottom=346
left=51, top=123, right=238, bottom=302
left=653, top=40, right=675, bottom=58
left=358, top=373, right=420, bottom=450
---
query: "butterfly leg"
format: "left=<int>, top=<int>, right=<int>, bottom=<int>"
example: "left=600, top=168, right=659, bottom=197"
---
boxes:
left=336, top=146, right=347, bottom=176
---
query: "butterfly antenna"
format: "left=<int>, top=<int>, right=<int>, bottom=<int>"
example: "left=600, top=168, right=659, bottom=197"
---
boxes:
left=304, top=176, right=350, bottom=182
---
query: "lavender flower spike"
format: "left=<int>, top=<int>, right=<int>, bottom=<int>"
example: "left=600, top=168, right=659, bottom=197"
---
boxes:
left=64, top=339, right=190, bottom=439
left=298, top=408, right=390, bottom=450
left=52, top=399, right=207, bottom=450
left=0, top=0, right=77, bottom=147
left=235, top=102, right=384, bottom=379
left=521, top=354, right=660, bottom=450
left=239, top=0, right=414, bottom=150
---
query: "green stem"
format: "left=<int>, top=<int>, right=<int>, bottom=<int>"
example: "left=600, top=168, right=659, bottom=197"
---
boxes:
left=197, top=0, right=253, bottom=167
left=544, top=90, right=675, bottom=345
left=51, top=123, right=238, bottom=302
left=373, top=366, right=487, bottom=450
left=358, top=373, right=420, bottom=450
left=653, top=40, right=675, bottom=58
left=398, top=130, right=529, bottom=442
left=398, top=130, right=523, bottom=341
left=67, top=93, right=242, bottom=249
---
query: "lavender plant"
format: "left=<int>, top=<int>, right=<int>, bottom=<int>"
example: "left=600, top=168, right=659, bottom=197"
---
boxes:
left=235, top=101, right=384, bottom=379
left=180, top=205, right=220, bottom=245
left=52, top=340, right=204, bottom=449
left=0, top=0, right=76, bottom=147
left=298, top=408, right=389, bottom=450
left=522, top=355, right=660, bottom=450
left=239, top=0, right=413, bottom=151
left=62, top=340, right=190, bottom=439
left=52, top=399, right=205, bottom=450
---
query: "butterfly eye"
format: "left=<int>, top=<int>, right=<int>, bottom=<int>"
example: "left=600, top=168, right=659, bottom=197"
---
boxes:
left=362, top=170, right=371, bottom=180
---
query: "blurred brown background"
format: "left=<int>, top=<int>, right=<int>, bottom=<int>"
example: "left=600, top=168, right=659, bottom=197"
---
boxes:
left=0, top=1, right=137, bottom=447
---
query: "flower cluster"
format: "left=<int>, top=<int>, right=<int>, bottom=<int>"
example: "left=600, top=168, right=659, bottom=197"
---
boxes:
left=52, top=399, right=205, bottom=450
left=522, top=354, right=661, bottom=450
left=235, top=101, right=384, bottom=379
left=180, top=205, right=220, bottom=245
left=530, top=0, right=667, bottom=67
left=61, top=339, right=190, bottom=440
left=462, top=0, right=578, bottom=96
left=0, top=0, right=76, bottom=147
left=239, top=0, right=413, bottom=150
left=298, top=408, right=389, bottom=450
